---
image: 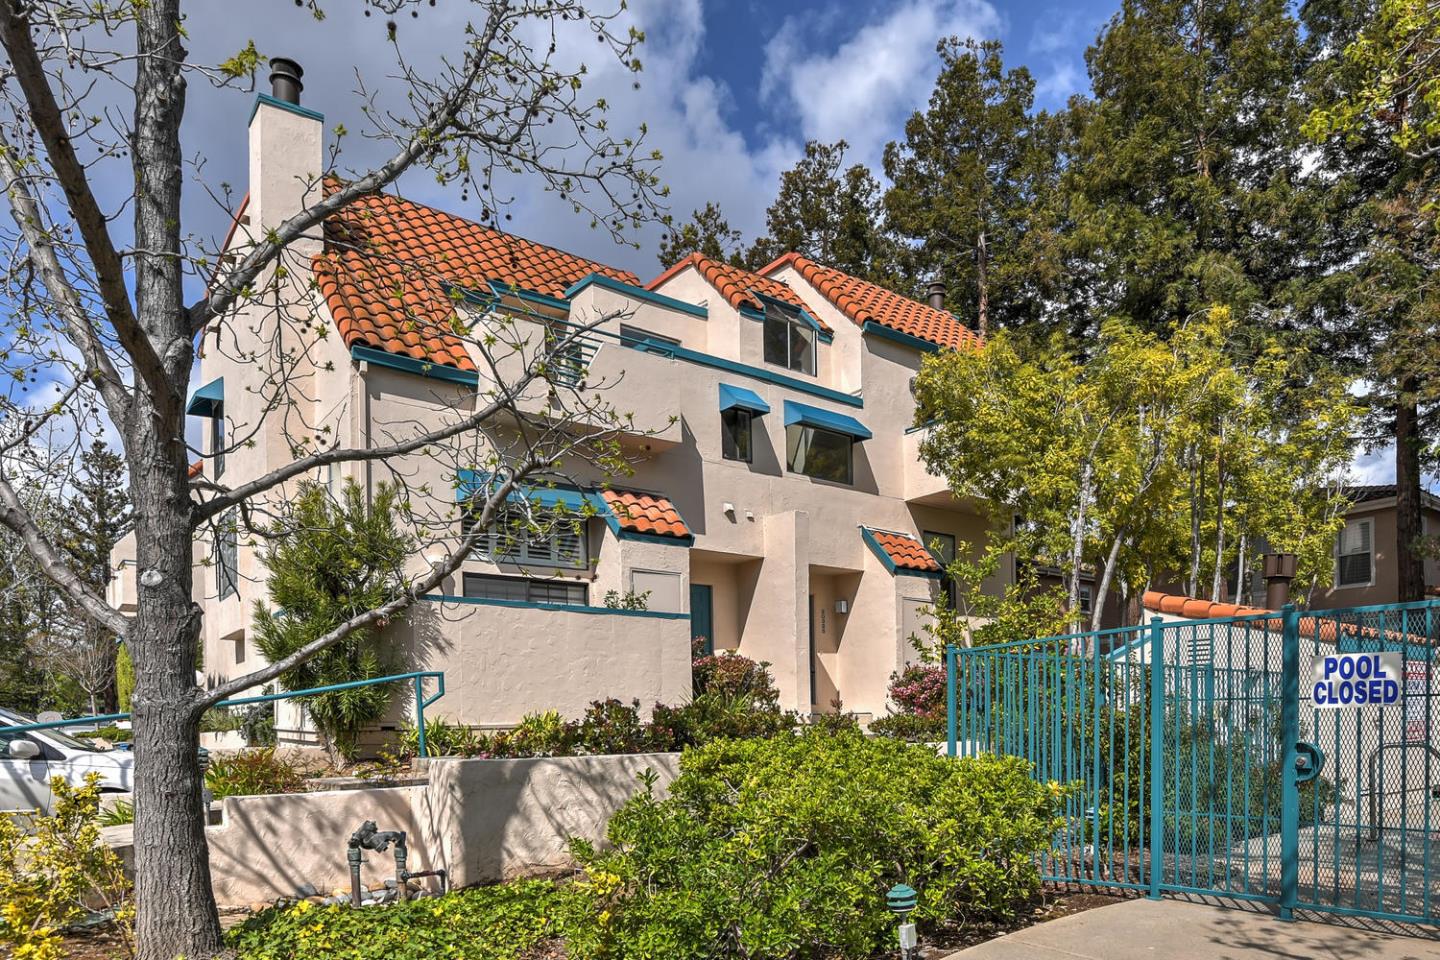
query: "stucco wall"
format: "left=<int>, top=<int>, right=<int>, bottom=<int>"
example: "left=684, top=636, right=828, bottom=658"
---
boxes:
left=417, top=752, right=680, bottom=889
left=189, top=753, right=680, bottom=905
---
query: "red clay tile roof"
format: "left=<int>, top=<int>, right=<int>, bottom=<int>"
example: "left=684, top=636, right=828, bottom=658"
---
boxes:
left=188, top=460, right=203, bottom=480
left=600, top=489, right=691, bottom=540
left=864, top=527, right=942, bottom=574
left=1140, top=591, right=1435, bottom=646
left=762, top=252, right=980, bottom=351
left=314, top=190, right=640, bottom=371
left=647, top=253, right=832, bottom=334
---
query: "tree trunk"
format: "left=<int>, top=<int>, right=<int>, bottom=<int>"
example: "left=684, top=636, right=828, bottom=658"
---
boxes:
left=1187, top=449, right=1203, bottom=597
left=1235, top=532, right=1248, bottom=607
left=1068, top=461, right=1092, bottom=633
left=1092, top=525, right=1128, bottom=633
left=975, top=226, right=990, bottom=337
left=1396, top=386, right=1426, bottom=603
left=1211, top=448, right=1226, bottom=602
left=127, top=2, right=227, bottom=956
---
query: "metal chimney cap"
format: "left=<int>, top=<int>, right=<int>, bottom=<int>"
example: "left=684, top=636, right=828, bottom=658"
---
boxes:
left=1262, top=552, right=1298, bottom=580
left=269, top=58, right=304, bottom=105
left=925, top=279, right=946, bottom=311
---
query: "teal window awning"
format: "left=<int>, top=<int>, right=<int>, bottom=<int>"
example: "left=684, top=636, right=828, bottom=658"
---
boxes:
left=783, top=399, right=871, bottom=441
left=718, top=383, right=770, bottom=415
left=455, top=470, right=591, bottom=511
left=185, top=377, right=223, bottom=418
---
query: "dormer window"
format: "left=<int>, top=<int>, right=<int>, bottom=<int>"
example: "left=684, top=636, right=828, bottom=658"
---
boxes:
left=762, top=301, right=815, bottom=376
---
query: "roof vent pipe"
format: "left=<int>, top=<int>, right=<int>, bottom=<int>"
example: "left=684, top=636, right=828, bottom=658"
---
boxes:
left=269, top=58, right=304, bottom=105
left=1262, top=552, right=1297, bottom=610
left=925, top=280, right=946, bottom=311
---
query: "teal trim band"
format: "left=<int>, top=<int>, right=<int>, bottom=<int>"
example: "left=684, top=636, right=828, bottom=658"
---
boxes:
left=859, top=526, right=944, bottom=578
left=565, top=273, right=708, bottom=318
left=249, top=92, right=325, bottom=125
left=618, top=530, right=694, bottom=547
left=488, top=280, right=571, bottom=311
left=904, top=419, right=935, bottom=435
left=783, top=399, right=873, bottom=440
left=420, top=593, right=690, bottom=620
left=862, top=320, right=940, bottom=354
left=661, top=343, right=862, bottom=407
left=352, top=345, right=479, bottom=386
left=455, top=470, right=593, bottom=511
left=186, top=377, right=224, bottom=417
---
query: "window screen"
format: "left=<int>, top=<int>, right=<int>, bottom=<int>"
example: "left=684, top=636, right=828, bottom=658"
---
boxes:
left=463, top=572, right=587, bottom=606
left=1336, top=518, right=1373, bottom=587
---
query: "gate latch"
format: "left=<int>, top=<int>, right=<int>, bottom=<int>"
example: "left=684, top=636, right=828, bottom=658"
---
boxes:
left=1295, top=741, right=1325, bottom=784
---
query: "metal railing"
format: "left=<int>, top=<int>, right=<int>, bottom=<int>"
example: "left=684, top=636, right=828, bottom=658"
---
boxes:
left=0, top=670, right=447, bottom=757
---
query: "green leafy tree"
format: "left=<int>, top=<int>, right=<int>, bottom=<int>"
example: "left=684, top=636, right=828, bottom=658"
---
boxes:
left=254, top=481, right=413, bottom=761
left=1302, top=0, right=1440, bottom=602
left=1059, top=0, right=1315, bottom=340
left=883, top=38, right=1061, bottom=335
left=744, top=140, right=898, bottom=281
left=916, top=309, right=1357, bottom=630
left=656, top=201, right=745, bottom=267
left=56, top=442, right=132, bottom=713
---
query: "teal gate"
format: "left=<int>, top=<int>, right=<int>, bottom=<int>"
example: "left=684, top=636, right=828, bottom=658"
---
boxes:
left=946, top=600, right=1440, bottom=924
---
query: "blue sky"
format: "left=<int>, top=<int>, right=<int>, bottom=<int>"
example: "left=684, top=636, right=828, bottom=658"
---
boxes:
left=178, top=0, right=1116, bottom=281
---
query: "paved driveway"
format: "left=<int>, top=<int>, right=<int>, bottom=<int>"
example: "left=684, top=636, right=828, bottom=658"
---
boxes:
left=943, top=898, right=1440, bottom=960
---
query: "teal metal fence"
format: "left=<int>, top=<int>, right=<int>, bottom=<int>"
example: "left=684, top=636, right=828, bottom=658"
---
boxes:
left=946, top=600, right=1440, bottom=925
left=0, top=670, right=446, bottom=757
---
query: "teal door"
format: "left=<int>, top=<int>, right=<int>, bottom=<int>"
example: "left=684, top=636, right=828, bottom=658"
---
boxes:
left=690, top=584, right=713, bottom=655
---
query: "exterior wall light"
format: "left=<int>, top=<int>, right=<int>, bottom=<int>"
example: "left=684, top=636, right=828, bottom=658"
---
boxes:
left=835, top=599, right=849, bottom=615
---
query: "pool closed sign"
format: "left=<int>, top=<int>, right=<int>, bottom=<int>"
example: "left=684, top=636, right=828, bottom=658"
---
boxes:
left=1310, top=652, right=1403, bottom=708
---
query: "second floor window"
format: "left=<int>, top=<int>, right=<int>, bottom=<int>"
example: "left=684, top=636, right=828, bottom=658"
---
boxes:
left=722, top=408, right=753, bottom=462
left=786, top=424, right=851, bottom=485
left=463, top=572, right=588, bottom=606
left=211, top=416, right=225, bottom=478
left=216, top=511, right=238, bottom=600
left=1336, top=518, right=1373, bottom=587
left=462, top=503, right=588, bottom=570
left=762, top=301, right=816, bottom=376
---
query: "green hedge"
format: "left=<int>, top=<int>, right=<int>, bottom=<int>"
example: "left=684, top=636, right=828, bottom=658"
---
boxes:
left=568, top=730, right=1065, bottom=959
left=229, top=731, right=1067, bottom=960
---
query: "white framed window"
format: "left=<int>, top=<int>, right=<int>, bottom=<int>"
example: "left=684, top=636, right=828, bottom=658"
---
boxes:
left=463, top=503, right=588, bottom=571
left=1079, top=585, right=1094, bottom=614
left=762, top=301, right=816, bottom=376
left=1336, top=517, right=1374, bottom=588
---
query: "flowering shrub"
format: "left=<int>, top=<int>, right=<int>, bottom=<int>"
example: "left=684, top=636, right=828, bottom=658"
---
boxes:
left=870, top=663, right=948, bottom=741
left=690, top=650, right=779, bottom=706
left=0, top=774, right=134, bottom=960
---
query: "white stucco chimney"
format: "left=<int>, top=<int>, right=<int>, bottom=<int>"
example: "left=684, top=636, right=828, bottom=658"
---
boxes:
left=246, top=58, right=323, bottom=260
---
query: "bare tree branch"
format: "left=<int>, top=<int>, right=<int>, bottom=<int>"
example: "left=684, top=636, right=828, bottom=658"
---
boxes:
left=0, top=138, right=133, bottom=424
left=0, top=0, right=164, bottom=393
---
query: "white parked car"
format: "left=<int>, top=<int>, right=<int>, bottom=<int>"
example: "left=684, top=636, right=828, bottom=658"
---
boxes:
left=0, top=708, right=134, bottom=814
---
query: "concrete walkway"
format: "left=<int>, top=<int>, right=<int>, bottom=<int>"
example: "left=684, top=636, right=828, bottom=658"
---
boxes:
left=944, top=898, right=1440, bottom=960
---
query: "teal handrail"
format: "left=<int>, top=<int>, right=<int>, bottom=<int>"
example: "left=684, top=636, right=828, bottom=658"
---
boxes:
left=0, top=670, right=447, bottom=758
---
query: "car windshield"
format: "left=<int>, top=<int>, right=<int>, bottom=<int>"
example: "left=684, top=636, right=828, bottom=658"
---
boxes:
left=0, top=712, right=111, bottom=753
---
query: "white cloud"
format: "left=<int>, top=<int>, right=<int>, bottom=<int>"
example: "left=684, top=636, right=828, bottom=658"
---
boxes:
left=759, top=0, right=1001, bottom=168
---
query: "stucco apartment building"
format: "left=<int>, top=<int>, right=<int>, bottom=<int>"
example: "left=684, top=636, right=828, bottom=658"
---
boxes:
left=110, top=82, right=1003, bottom=731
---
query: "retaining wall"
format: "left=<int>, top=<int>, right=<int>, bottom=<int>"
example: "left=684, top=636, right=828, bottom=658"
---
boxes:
left=188, top=752, right=679, bottom=905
